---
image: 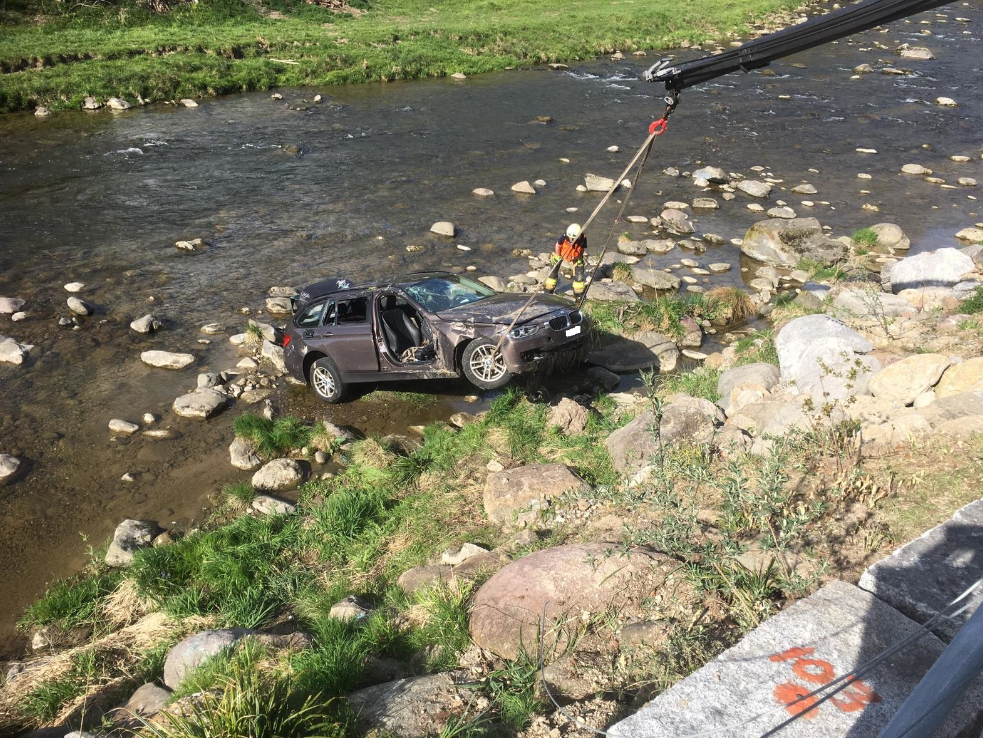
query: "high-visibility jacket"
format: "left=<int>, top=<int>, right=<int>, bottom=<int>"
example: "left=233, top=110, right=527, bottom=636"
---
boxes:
left=555, top=235, right=586, bottom=263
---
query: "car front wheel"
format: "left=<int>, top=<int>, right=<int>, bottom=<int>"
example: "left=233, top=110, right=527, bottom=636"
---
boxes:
left=310, top=357, right=347, bottom=403
left=461, top=338, right=513, bottom=391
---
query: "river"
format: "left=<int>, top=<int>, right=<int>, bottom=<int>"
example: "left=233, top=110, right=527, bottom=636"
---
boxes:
left=0, top=0, right=981, bottom=656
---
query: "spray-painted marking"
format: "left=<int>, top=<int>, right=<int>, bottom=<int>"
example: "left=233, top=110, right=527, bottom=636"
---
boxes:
left=769, top=647, right=882, bottom=719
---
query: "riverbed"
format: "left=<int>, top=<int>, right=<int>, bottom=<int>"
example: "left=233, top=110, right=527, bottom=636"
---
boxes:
left=1, top=0, right=981, bottom=655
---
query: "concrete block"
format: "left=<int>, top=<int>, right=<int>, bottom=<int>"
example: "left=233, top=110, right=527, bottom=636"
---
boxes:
left=610, top=581, right=983, bottom=738
left=859, top=499, right=983, bottom=643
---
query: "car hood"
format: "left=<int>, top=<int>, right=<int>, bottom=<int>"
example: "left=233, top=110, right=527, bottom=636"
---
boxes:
left=435, top=293, right=577, bottom=325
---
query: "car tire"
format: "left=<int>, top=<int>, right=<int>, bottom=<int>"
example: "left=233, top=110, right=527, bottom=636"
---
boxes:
left=309, top=356, right=347, bottom=403
left=461, top=338, right=513, bottom=391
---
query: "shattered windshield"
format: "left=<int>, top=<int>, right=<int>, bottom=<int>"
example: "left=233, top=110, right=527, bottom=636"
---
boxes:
left=403, top=276, right=495, bottom=312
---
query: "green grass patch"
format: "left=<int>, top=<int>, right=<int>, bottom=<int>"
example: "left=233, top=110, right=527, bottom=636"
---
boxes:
left=18, top=570, right=122, bottom=632
left=961, top=286, right=983, bottom=315
left=586, top=294, right=720, bottom=340
left=233, top=412, right=314, bottom=457
left=851, top=227, right=878, bottom=247
left=0, top=0, right=805, bottom=113
left=733, top=329, right=779, bottom=367
left=19, top=651, right=99, bottom=722
left=796, top=257, right=846, bottom=282
left=655, top=367, right=721, bottom=403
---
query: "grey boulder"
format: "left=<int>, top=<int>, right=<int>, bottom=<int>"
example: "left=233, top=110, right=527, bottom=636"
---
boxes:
left=229, top=437, right=262, bottom=470
left=67, top=296, right=93, bottom=316
left=0, top=297, right=26, bottom=314
left=163, top=629, right=253, bottom=690
left=632, top=267, right=681, bottom=291
left=172, top=389, right=226, bottom=419
left=717, top=363, right=781, bottom=401
left=886, top=248, right=976, bottom=293
left=605, top=411, right=659, bottom=474
left=105, top=519, right=162, bottom=567
left=741, top=217, right=848, bottom=267
left=141, top=350, right=194, bottom=370
left=868, top=354, right=950, bottom=406
left=483, top=463, right=589, bottom=524
left=348, top=672, right=470, bottom=738
left=130, top=314, right=161, bottom=334
left=251, top=458, right=305, bottom=492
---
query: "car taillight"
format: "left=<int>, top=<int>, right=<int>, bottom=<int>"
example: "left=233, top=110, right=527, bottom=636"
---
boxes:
left=282, top=334, right=292, bottom=348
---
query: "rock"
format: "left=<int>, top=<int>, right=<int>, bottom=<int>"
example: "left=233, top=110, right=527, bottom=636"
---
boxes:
left=0, top=297, right=26, bottom=314
left=175, top=238, right=203, bottom=251
left=935, top=96, right=957, bottom=107
left=887, top=248, right=975, bottom=293
left=0, top=336, right=32, bottom=365
left=478, top=276, right=508, bottom=292
left=958, top=177, right=978, bottom=187
left=659, top=404, right=717, bottom=447
left=251, top=459, right=304, bottom=492
left=742, top=218, right=848, bottom=267
left=583, top=281, right=640, bottom=302
left=767, top=206, right=797, bottom=219
left=898, top=45, right=934, bottom=60
left=0, top=454, right=21, bottom=481
left=917, top=391, right=983, bottom=426
left=632, top=268, right=681, bottom=291
left=483, top=463, right=589, bottom=524
left=791, top=183, right=818, bottom=195
left=251, top=494, right=297, bottom=516
left=587, top=366, right=620, bottom=391
left=860, top=500, right=983, bottom=643
left=261, top=340, right=287, bottom=373
left=585, top=173, right=617, bottom=192
left=163, top=629, right=253, bottom=690
left=450, top=72, right=466, bottom=79
left=472, top=187, right=494, bottom=197
left=172, top=389, right=226, bottom=419
left=691, top=166, right=728, bottom=184
left=737, top=180, right=773, bottom=198
left=854, top=63, right=874, bottom=74
left=661, top=209, right=696, bottom=236
left=955, top=227, right=983, bottom=243
left=229, top=437, right=262, bottom=470
left=832, top=288, right=914, bottom=319
left=441, top=542, right=489, bottom=566
left=642, top=239, right=675, bottom=254
left=141, top=350, right=194, bottom=370
left=588, top=331, right=677, bottom=372
left=547, top=398, right=590, bottom=435
left=605, top=411, right=659, bottom=474
left=330, top=595, right=372, bottom=622
left=868, top=354, right=950, bottom=405
left=130, top=314, right=161, bottom=334
left=265, top=297, right=292, bottom=314
left=67, top=296, right=93, bottom=316
left=902, top=163, right=931, bottom=175
left=718, top=363, right=781, bottom=400
left=82, top=96, right=101, bottom=110
left=776, top=315, right=878, bottom=402
left=935, top=415, right=983, bottom=439
left=105, top=519, right=161, bottom=567
left=448, top=412, right=474, bottom=429
left=511, top=181, right=536, bottom=194
left=609, top=580, right=983, bottom=738
left=106, top=97, right=132, bottom=110
left=470, top=543, right=683, bottom=659
left=397, top=565, right=453, bottom=595
left=201, top=323, right=226, bottom=335
left=430, top=222, right=456, bottom=237
left=617, top=241, right=648, bottom=257
left=935, top=358, right=983, bottom=398
left=692, top=197, right=719, bottom=210
left=109, top=418, right=139, bottom=434
left=116, top=682, right=171, bottom=722
left=348, top=672, right=470, bottom=738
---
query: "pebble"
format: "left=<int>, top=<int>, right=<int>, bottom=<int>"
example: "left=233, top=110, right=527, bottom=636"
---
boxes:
left=858, top=173, right=872, bottom=179
left=143, top=413, right=157, bottom=424
left=472, top=188, right=494, bottom=197
left=935, top=97, right=957, bottom=107
left=951, top=155, right=971, bottom=162
left=534, top=179, right=547, bottom=187
left=607, top=145, right=620, bottom=153
left=109, top=419, right=139, bottom=435
left=747, top=203, right=765, bottom=212
left=856, top=148, right=878, bottom=154
left=64, top=282, right=84, bottom=293
left=11, top=312, right=27, bottom=322
left=708, top=263, right=731, bottom=273
left=67, top=297, right=93, bottom=316
left=179, top=98, right=198, bottom=108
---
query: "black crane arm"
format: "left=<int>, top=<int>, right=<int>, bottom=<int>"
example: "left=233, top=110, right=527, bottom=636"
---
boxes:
left=644, top=0, right=954, bottom=93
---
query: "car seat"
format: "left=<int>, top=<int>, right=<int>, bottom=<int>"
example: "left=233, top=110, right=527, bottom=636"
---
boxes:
left=382, top=308, right=422, bottom=357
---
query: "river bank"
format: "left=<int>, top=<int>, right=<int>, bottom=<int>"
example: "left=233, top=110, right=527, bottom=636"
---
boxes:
left=0, top=0, right=810, bottom=114
left=1, top=0, right=982, bottom=681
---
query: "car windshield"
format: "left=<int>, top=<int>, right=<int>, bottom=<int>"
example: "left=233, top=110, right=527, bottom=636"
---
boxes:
left=403, top=276, right=495, bottom=312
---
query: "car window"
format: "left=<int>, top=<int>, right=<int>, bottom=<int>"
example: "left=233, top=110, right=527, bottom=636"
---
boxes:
left=337, top=297, right=368, bottom=324
left=323, top=302, right=337, bottom=326
left=296, top=301, right=325, bottom=328
left=404, top=277, right=494, bottom=312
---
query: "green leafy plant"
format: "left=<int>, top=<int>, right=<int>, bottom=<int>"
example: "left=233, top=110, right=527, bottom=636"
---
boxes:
left=18, top=570, right=122, bottom=632
left=961, top=286, right=983, bottom=315
left=851, top=227, right=878, bottom=247
left=233, top=412, right=315, bottom=457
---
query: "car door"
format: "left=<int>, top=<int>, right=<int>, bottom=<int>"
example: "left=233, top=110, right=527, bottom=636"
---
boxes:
left=328, top=294, right=379, bottom=374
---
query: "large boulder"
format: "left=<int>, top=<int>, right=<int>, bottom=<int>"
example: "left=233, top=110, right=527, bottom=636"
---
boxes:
left=547, top=398, right=590, bottom=435
left=261, top=340, right=287, bottom=373
left=741, top=218, right=848, bottom=267
left=229, top=437, right=262, bottom=470
left=483, top=463, right=589, bottom=524
left=163, top=629, right=253, bottom=690
left=584, top=282, right=640, bottom=302
left=172, top=389, right=226, bottom=419
left=588, top=331, right=678, bottom=373
left=348, top=672, right=470, bottom=738
left=632, top=267, right=681, bottom=291
left=0, top=336, right=32, bottom=365
left=585, top=173, right=617, bottom=192
left=692, top=166, right=728, bottom=184
left=105, top=520, right=162, bottom=567
left=832, top=288, right=914, bottom=319
left=776, top=315, right=879, bottom=402
left=886, top=248, right=976, bottom=293
left=470, top=543, right=686, bottom=659
left=115, top=682, right=171, bottom=723
left=141, top=350, right=194, bottom=370
left=659, top=405, right=717, bottom=446
left=935, top=358, right=983, bottom=398
left=717, top=363, right=781, bottom=401
left=251, top=458, right=305, bottom=492
left=605, top=411, right=659, bottom=474
left=0, top=297, right=26, bottom=314
left=868, top=354, right=950, bottom=406
left=869, top=223, right=911, bottom=250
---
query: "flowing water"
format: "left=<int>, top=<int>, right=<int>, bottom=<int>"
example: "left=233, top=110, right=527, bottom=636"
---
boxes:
left=1, top=0, right=981, bottom=655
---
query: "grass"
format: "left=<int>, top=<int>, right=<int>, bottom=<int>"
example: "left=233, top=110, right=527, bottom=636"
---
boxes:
left=733, top=329, right=779, bottom=367
left=18, top=570, right=122, bottom=632
left=796, top=257, right=846, bottom=282
left=961, top=286, right=983, bottom=315
left=706, top=287, right=756, bottom=324
left=585, top=295, right=721, bottom=341
left=852, top=227, right=879, bottom=247
left=655, top=367, right=721, bottom=403
left=19, top=650, right=99, bottom=722
left=612, top=262, right=634, bottom=284
left=233, top=412, right=315, bottom=457
left=0, top=0, right=804, bottom=113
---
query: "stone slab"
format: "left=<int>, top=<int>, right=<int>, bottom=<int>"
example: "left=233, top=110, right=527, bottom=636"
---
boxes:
left=859, top=500, right=983, bottom=643
left=610, top=581, right=983, bottom=738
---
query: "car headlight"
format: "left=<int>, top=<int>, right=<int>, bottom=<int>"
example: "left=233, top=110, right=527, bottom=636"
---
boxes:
left=510, top=324, right=541, bottom=339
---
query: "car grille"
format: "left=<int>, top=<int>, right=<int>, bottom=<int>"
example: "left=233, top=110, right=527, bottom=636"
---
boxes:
left=548, top=310, right=583, bottom=331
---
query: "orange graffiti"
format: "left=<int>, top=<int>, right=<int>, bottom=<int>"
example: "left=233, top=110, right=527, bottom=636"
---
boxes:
left=770, top=647, right=882, bottom=719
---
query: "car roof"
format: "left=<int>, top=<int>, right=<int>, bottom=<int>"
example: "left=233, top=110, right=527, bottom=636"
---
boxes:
left=296, top=278, right=364, bottom=305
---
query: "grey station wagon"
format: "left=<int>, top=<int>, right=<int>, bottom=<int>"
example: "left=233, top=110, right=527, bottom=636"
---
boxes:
left=281, top=272, right=592, bottom=402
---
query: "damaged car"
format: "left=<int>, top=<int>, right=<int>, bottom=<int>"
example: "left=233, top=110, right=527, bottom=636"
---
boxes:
left=281, top=272, right=591, bottom=402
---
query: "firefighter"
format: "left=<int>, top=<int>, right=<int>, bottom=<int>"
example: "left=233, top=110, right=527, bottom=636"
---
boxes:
left=544, top=223, right=587, bottom=297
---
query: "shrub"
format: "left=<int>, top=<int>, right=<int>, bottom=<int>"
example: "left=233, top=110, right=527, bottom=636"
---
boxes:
left=707, top=287, right=756, bottom=324
left=233, top=413, right=314, bottom=457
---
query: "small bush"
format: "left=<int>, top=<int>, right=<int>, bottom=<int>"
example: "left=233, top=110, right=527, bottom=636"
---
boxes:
left=611, top=262, right=634, bottom=283
left=852, top=227, right=879, bottom=247
left=706, top=287, right=756, bottom=324
left=486, top=652, right=547, bottom=733
left=233, top=412, right=314, bottom=457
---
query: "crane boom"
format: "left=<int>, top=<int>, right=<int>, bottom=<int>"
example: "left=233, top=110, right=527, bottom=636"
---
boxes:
left=644, top=0, right=954, bottom=92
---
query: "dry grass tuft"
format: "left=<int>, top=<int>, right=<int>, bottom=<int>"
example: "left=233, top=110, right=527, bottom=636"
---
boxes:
left=351, top=438, right=395, bottom=469
left=99, top=579, right=156, bottom=629
left=707, top=287, right=756, bottom=324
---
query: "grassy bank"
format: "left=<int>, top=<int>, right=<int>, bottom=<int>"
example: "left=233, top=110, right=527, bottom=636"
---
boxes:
left=0, top=0, right=805, bottom=113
